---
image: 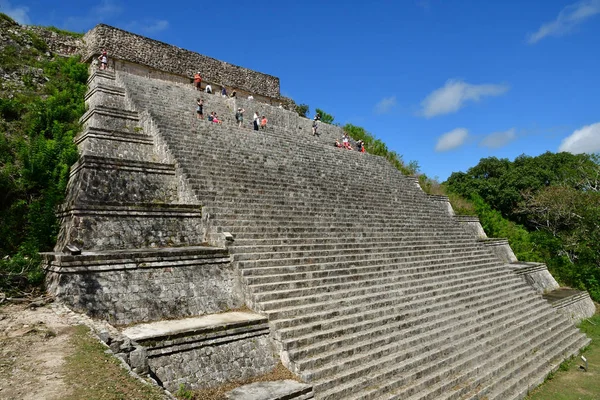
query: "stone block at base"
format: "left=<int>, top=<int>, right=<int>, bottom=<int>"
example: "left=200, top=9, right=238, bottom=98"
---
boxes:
left=225, top=380, right=314, bottom=400
left=543, top=288, right=596, bottom=324
left=122, top=312, right=278, bottom=392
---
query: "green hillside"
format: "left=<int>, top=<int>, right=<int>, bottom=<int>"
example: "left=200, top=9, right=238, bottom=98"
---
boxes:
left=0, top=13, right=87, bottom=296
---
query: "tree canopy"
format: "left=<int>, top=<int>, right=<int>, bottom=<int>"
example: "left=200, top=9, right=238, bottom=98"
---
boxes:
left=445, top=152, right=600, bottom=301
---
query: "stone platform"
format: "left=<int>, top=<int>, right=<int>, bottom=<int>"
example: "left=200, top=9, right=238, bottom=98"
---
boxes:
left=121, top=312, right=280, bottom=392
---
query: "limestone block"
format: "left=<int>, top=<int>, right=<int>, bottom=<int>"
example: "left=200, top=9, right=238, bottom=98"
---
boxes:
left=482, top=239, right=518, bottom=263
left=225, top=380, right=314, bottom=400
left=454, top=216, right=487, bottom=239
left=129, top=347, right=149, bottom=374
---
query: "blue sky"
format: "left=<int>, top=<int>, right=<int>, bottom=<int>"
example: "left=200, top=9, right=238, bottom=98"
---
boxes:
left=2, top=0, right=600, bottom=180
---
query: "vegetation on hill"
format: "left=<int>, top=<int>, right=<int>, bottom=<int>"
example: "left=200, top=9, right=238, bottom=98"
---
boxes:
left=445, top=152, right=600, bottom=301
left=0, top=13, right=87, bottom=296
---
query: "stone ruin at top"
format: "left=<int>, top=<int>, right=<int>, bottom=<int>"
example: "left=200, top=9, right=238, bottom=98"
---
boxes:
left=41, top=24, right=596, bottom=400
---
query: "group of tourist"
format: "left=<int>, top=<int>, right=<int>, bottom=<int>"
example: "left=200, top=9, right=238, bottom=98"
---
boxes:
left=196, top=99, right=268, bottom=131
left=195, top=98, right=223, bottom=123
left=194, top=72, right=240, bottom=99
left=192, top=71, right=363, bottom=153
left=237, top=108, right=268, bottom=130
left=94, top=54, right=363, bottom=153
left=335, top=132, right=365, bottom=153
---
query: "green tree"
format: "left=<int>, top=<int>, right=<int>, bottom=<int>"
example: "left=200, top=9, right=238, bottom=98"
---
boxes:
left=445, top=152, right=599, bottom=225
left=295, top=104, right=309, bottom=118
left=446, top=152, right=600, bottom=301
left=315, top=108, right=334, bottom=124
left=0, top=44, right=87, bottom=295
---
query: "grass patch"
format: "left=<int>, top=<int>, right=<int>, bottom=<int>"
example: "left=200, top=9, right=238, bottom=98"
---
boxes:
left=44, top=26, right=85, bottom=38
left=63, top=325, right=165, bottom=400
left=526, top=309, right=600, bottom=400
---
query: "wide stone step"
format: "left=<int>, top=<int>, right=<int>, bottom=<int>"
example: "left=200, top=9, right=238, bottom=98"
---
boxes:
left=263, top=273, right=522, bottom=322
left=232, top=233, right=475, bottom=247
left=180, top=159, right=414, bottom=185
left=201, top=197, right=439, bottom=218
left=230, top=237, right=476, bottom=255
left=314, top=300, right=561, bottom=398
left=204, top=201, right=447, bottom=218
left=249, top=257, right=501, bottom=295
left=481, top=334, right=590, bottom=400
left=345, top=312, right=577, bottom=400
left=314, top=304, right=565, bottom=399
left=233, top=241, right=483, bottom=263
left=220, top=223, right=466, bottom=237
left=270, top=269, right=521, bottom=335
left=414, top=329, right=587, bottom=400
left=209, top=208, right=453, bottom=223
left=237, top=248, right=493, bottom=270
left=275, top=271, right=523, bottom=350
left=253, top=261, right=508, bottom=303
left=286, top=284, right=538, bottom=368
left=241, top=253, right=500, bottom=282
left=190, top=176, right=419, bottom=199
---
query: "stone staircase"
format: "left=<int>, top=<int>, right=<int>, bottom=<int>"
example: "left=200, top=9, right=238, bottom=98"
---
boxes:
left=118, top=71, right=590, bottom=399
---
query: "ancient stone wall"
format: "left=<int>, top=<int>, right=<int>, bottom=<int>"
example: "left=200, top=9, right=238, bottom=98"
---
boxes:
left=25, top=26, right=84, bottom=56
left=44, top=248, right=240, bottom=325
left=82, top=24, right=280, bottom=98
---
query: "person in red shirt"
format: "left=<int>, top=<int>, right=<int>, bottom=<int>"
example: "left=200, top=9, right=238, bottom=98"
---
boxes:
left=193, top=72, right=202, bottom=91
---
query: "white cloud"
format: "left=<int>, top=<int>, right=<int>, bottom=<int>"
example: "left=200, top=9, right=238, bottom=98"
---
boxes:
left=374, top=96, right=397, bottom=114
left=558, top=122, right=600, bottom=154
left=435, top=128, right=469, bottom=152
left=126, top=19, right=169, bottom=35
left=94, top=0, right=122, bottom=17
left=63, top=0, right=123, bottom=31
left=480, top=128, right=517, bottom=149
left=527, top=0, right=600, bottom=44
left=0, top=0, right=31, bottom=24
left=420, top=80, right=509, bottom=118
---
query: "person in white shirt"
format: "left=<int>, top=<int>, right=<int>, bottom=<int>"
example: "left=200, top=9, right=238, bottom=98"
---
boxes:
left=205, top=84, right=212, bottom=94
left=253, top=112, right=260, bottom=131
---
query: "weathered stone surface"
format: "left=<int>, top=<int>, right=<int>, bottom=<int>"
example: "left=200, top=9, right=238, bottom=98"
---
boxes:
left=123, top=312, right=266, bottom=341
left=454, top=215, right=488, bottom=239
left=44, top=248, right=239, bottom=325
left=25, top=26, right=84, bottom=56
left=150, top=334, right=276, bottom=392
left=428, top=194, right=455, bottom=216
left=225, top=380, right=314, bottom=400
left=121, top=312, right=276, bottom=392
left=64, top=156, right=178, bottom=205
left=129, top=347, right=149, bottom=374
left=82, top=24, right=280, bottom=98
left=75, top=126, right=157, bottom=162
left=510, top=262, right=560, bottom=294
left=544, top=288, right=597, bottom=324
left=54, top=204, right=204, bottom=251
left=481, top=238, right=518, bottom=263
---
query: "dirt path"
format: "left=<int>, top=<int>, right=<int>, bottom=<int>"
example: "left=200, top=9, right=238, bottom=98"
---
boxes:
left=0, top=303, right=76, bottom=400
